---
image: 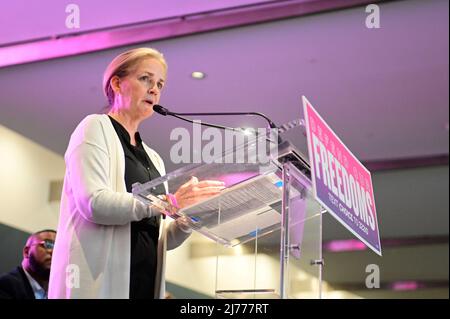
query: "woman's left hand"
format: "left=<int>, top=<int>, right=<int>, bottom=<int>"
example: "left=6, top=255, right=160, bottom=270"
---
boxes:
left=173, top=176, right=225, bottom=209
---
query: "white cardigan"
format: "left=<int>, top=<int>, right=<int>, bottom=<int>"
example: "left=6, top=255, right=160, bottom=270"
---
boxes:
left=48, top=114, right=190, bottom=299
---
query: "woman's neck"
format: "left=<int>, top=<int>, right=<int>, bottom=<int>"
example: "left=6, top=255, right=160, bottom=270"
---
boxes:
left=108, top=110, right=140, bottom=146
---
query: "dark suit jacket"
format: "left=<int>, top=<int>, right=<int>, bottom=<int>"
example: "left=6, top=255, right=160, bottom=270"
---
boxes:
left=0, top=266, right=35, bottom=299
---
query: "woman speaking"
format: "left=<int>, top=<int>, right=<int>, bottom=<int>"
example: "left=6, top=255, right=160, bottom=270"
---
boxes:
left=48, top=48, right=224, bottom=299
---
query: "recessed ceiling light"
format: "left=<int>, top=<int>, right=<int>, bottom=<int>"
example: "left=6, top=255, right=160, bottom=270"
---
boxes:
left=191, top=71, right=206, bottom=79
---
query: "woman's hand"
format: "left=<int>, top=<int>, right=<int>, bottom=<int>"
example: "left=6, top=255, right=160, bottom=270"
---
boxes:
left=174, top=176, right=225, bottom=209
left=174, top=215, right=192, bottom=233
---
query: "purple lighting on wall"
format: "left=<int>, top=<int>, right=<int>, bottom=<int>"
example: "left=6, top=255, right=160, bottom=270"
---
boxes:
left=324, top=236, right=449, bottom=252
left=323, top=239, right=367, bottom=252
left=390, top=281, right=421, bottom=291
left=0, top=0, right=379, bottom=68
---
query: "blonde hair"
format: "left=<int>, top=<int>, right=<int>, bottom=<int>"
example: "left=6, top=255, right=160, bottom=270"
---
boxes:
left=102, top=47, right=168, bottom=106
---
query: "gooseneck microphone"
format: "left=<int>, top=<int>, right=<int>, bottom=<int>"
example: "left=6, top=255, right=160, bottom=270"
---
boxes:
left=152, top=104, right=281, bottom=143
left=153, top=104, right=241, bottom=132
left=152, top=105, right=309, bottom=176
left=153, top=104, right=278, bottom=129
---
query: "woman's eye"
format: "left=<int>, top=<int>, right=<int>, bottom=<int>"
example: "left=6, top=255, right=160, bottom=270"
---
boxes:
left=157, top=83, right=163, bottom=90
left=140, top=76, right=150, bottom=81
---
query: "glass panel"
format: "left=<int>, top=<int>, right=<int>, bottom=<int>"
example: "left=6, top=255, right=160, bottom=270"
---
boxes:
left=133, top=118, right=323, bottom=298
left=286, top=164, right=323, bottom=298
left=215, top=163, right=323, bottom=299
left=133, top=132, right=286, bottom=246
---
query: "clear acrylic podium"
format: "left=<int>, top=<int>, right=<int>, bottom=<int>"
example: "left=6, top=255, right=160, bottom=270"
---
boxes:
left=132, top=120, right=324, bottom=298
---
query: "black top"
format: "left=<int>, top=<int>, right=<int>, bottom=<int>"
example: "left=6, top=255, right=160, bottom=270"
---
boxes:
left=109, top=116, right=166, bottom=299
left=0, top=266, right=35, bottom=299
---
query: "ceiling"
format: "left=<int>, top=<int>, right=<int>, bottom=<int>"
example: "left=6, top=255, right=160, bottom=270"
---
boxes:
left=0, top=0, right=448, bottom=166
left=0, top=0, right=448, bottom=297
left=0, top=0, right=274, bottom=45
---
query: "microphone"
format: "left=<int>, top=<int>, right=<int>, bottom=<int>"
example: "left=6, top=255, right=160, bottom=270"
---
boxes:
left=153, top=104, right=277, bottom=129
left=152, top=105, right=309, bottom=175
left=153, top=104, right=243, bottom=132
left=153, top=104, right=171, bottom=116
left=152, top=104, right=282, bottom=144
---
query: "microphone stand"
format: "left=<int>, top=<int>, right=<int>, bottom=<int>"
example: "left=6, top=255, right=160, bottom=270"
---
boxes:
left=153, top=105, right=281, bottom=144
left=174, top=111, right=277, bottom=129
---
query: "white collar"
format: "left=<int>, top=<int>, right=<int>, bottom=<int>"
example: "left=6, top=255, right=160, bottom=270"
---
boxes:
left=22, top=267, right=47, bottom=299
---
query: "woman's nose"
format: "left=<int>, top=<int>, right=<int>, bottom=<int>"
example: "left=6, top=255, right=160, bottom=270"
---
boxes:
left=148, top=82, right=159, bottom=94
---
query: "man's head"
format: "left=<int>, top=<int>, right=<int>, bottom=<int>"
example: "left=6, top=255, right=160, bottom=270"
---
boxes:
left=21, top=229, right=56, bottom=279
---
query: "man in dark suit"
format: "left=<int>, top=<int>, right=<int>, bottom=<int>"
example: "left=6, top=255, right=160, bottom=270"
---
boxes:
left=0, top=229, right=56, bottom=299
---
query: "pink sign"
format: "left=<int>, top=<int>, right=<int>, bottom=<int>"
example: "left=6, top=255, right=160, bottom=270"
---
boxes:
left=303, top=96, right=381, bottom=255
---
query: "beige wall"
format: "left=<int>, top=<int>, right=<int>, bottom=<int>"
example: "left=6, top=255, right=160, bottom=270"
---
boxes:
left=0, top=125, right=65, bottom=233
